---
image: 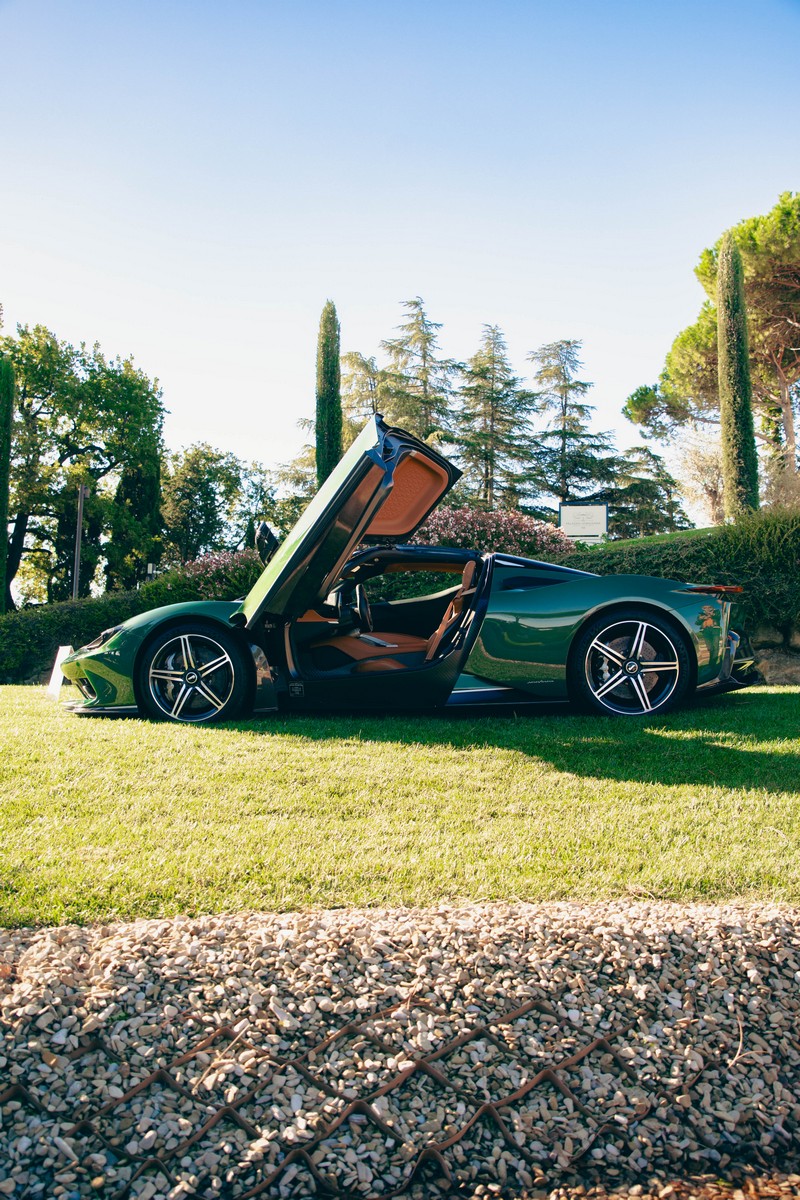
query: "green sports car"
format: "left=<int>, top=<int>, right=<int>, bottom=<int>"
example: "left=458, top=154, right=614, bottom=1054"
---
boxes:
left=61, top=416, right=753, bottom=722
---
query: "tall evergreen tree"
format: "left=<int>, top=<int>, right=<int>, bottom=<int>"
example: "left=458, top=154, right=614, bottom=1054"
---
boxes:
left=380, top=297, right=457, bottom=442
left=340, top=351, right=390, bottom=448
left=456, top=325, right=532, bottom=508
left=0, top=357, right=14, bottom=612
left=527, top=340, right=616, bottom=503
left=717, top=233, right=759, bottom=517
left=593, top=446, right=691, bottom=538
left=315, top=300, right=342, bottom=486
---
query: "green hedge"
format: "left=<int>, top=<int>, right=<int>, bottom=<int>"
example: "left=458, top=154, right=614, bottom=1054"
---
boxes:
left=564, top=509, right=800, bottom=635
left=0, top=591, right=148, bottom=683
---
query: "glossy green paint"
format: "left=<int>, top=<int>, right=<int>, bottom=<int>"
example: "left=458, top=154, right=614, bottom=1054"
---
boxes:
left=466, top=568, right=728, bottom=698
left=60, top=601, right=241, bottom=711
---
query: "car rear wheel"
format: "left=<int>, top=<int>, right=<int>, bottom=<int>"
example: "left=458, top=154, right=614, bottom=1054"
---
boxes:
left=137, top=622, right=251, bottom=723
left=570, top=608, right=692, bottom=717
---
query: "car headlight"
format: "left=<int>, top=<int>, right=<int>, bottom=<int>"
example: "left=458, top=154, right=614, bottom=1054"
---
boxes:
left=82, top=624, right=124, bottom=651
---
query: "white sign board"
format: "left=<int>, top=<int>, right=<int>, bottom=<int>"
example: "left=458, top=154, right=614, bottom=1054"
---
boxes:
left=47, top=645, right=73, bottom=699
left=559, top=503, right=608, bottom=544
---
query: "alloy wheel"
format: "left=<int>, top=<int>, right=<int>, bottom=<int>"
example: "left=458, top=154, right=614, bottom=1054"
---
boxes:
left=584, top=618, right=682, bottom=715
left=147, top=632, right=236, bottom=722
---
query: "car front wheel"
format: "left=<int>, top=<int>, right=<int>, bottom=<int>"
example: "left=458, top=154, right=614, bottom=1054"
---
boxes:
left=137, top=623, right=251, bottom=723
left=570, top=608, right=692, bottom=716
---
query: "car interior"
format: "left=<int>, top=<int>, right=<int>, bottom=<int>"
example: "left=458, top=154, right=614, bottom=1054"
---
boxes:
left=288, top=556, right=484, bottom=679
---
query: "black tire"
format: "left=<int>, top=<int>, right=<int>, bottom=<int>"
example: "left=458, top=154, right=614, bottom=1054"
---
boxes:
left=569, top=606, right=693, bottom=717
left=137, top=621, right=251, bottom=723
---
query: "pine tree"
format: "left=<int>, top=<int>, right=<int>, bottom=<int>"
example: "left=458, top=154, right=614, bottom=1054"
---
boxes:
left=717, top=233, right=759, bottom=517
left=0, top=357, right=14, bottom=613
left=315, top=300, right=342, bottom=486
left=456, top=326, right=532, bottom=508
left=380, top=297, right=457, bottom=442
left=625, top=193, right=800, bottom=482
left=527, top=340, right=616, bottom=503
left=594, top=446, right=691, bottom=538
left=340, top=351, right=391, bottom=448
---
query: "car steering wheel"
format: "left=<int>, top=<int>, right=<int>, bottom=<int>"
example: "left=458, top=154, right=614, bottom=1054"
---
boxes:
left=354, top=583, right=373, bottom=632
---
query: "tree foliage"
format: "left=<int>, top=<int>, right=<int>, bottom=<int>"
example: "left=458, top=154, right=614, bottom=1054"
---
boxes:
left=526, top=340, right=617, bottom=504
left=594, top=446, right=691, bottom=539
left=380, top=298, right=458, bottom=442
left=669, top=428, right=726, bottom=526
left=456, top=326, right=533, bottom=508
left=717, top=233, right=759, bottom=517
left=624, top=192, right=800, bottom=482
left=340, top=352, right=391, bottom=448
left=104, top=457, right=163, bottom=591
left=315, top=300, right=342, bottom=486
left=161, top=444, right=274, bottom=563
left=0, top=324, right=165, bottom=605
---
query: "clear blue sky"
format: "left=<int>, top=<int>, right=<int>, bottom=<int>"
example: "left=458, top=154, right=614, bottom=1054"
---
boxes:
left=1, top=0, right=798, bottom=468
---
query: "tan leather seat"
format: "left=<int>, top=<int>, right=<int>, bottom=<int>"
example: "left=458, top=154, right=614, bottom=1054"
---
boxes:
left=314, top=560, right=479, bottom=672
left=313, top=629, right=428, bottom=661
left=423, top=559, right=478, bottom=661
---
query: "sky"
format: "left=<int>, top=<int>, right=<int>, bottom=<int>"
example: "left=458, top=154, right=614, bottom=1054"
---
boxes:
left=1, top=0, right=799, bottom=475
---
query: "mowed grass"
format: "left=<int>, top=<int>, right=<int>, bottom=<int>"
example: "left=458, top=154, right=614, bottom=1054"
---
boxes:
left=1, top=685, right=799, bottom=926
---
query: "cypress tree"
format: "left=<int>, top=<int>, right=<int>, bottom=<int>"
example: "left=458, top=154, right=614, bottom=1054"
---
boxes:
left=717, top=232, right=759, bottom=517
left=315, top=300, right=342, bottom=486
left=0, top=358, right=13, bottom=613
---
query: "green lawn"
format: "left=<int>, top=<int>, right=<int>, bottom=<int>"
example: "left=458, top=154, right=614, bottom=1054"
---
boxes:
left=1, top=684, right=799, bottom=926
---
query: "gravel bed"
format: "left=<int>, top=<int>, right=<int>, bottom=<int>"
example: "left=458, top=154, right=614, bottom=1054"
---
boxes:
left=1, top=902, right=799, bottom=1199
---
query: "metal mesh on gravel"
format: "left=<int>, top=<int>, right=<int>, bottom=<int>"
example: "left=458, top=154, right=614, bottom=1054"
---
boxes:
left=1, top=902, right=799, bottom=1199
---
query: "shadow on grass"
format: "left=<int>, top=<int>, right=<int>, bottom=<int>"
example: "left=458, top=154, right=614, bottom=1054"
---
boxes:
left=229, top=688, right=800, bottom=797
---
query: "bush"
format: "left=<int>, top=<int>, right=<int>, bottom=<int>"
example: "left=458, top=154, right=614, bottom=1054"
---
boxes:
left=370, top=506, right=575, bottom=601
left=140, top=549, right=263, bottom=607
left=0, top=591, right=147, bottom=683
left=564, top=508, right=800, bottom=634
left=413, top=506, right=574, bottom=558
left=0, top=549, right=264, bottom=683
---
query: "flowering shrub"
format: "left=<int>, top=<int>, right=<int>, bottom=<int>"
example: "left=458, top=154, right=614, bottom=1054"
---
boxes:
left=138, top=549, right=263, bottom=608
left=412, top=506, right=574, bottom=559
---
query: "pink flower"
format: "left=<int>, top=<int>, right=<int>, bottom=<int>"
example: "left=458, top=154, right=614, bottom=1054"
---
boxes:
left=412, top=507, right=573, bottom=559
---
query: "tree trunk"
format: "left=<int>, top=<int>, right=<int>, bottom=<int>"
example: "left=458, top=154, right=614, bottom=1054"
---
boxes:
left=4, top=511, right=28, bottom=610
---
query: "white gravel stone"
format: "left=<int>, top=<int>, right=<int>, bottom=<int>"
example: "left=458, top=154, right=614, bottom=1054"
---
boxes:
left=1, top=901, right=799, bottom=1199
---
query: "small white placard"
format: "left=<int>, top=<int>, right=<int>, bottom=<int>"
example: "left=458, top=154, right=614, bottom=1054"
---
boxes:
left=559, top=503, right=608, bottom=544
left=47, top=645, right=74, bottom=698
